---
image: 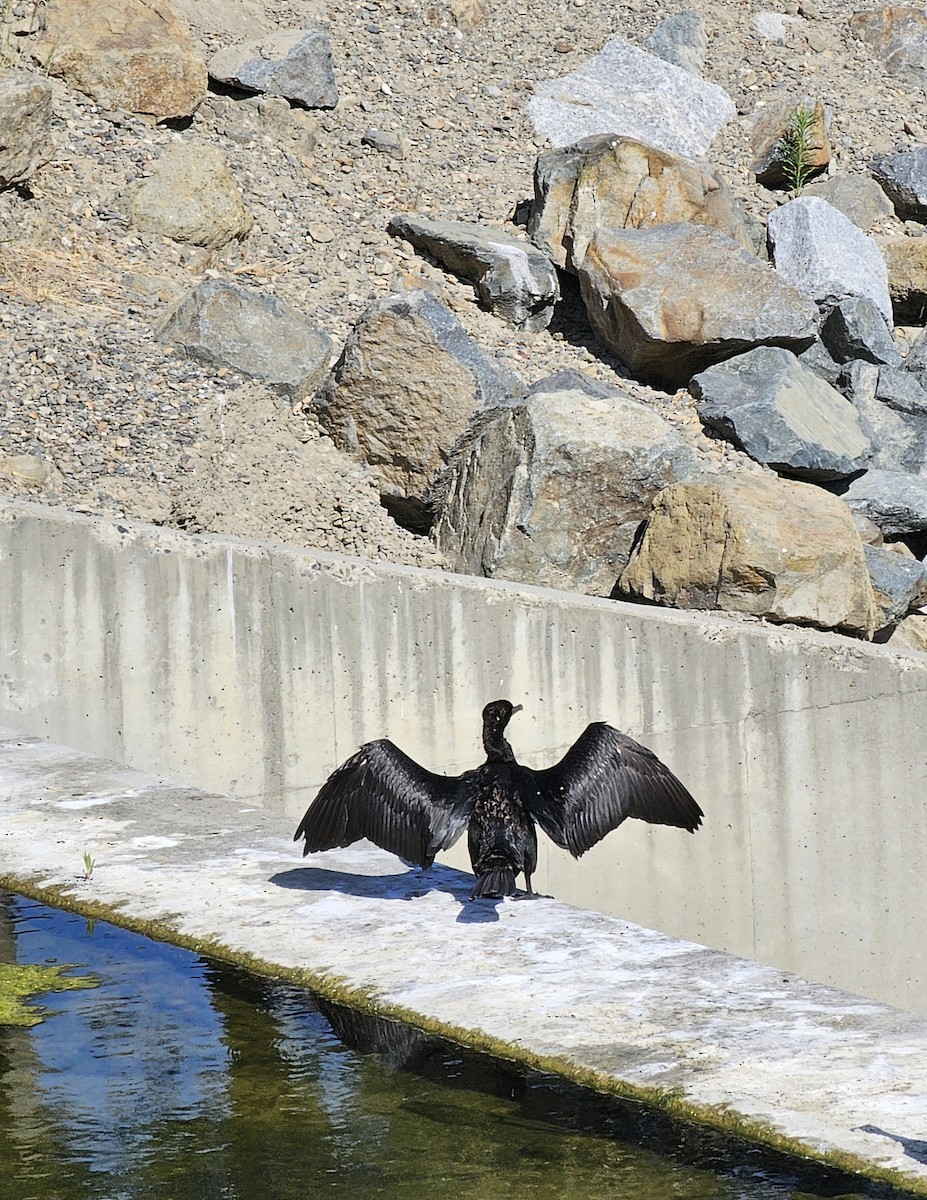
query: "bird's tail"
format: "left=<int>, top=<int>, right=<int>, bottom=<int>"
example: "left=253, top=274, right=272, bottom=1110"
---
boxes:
left=470, top=861, right=517, bottom=900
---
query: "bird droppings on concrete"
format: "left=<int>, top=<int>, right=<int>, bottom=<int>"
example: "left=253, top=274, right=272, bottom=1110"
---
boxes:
left=1, top=727, right=926, bottom=1195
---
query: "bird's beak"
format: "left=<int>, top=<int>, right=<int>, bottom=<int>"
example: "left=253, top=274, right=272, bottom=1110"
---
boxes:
left=512, top=704, right=523, bottom=714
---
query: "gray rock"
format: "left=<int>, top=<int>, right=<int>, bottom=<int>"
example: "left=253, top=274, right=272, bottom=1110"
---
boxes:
left=753, top=11, right=803, bottom=40
left=838, top=468, right=927, bottom=536
left=430, top=378, right=700, bottom=595
left=315, top=290, right=523, bottom=526
left=127, top=143, right=253, bottom=249
left=838, top=360, right=927, bottom=474
left=157, top=278, right=332, bottom=401
left=903, top=326, right=927, bottom=386
left=864, top=542, right=927, bottom=630
left=819, top=297, right=901, bottom=366
left=207, top=28, right=338, bottom=109
left=873, top=364, right=927, bottom=415
left=767, top=195, right=893, bottom=325
left=802, top=175, right=896, bottom=231
left=578, top=223, right=818, bottom=388
left=387, top=213, right=560, bottom=331
left=0, top=72, right=52, bottom=189
left=849, top=7, right=927, bottom=90
left=869, top=147, right=927, bottom=223
left=797, top=338, right=843, bottom=385
left=526, top=37, right=734, bottom=158
left=643, top=11, right=707, bottom=75
left=528, top=133, right=753, bottom=272
left=690, top=346, right=871, bottom=481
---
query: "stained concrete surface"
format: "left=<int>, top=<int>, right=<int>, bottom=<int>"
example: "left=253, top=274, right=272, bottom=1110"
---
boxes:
left=1, top=727, right=926, bottom=1194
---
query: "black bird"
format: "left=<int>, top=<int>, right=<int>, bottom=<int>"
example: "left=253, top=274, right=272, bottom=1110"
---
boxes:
left=294, top=700, right=703, bottom=901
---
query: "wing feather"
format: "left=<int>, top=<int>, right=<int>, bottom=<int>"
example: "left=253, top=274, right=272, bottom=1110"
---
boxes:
left=294, top=740, right=475, bottom=869
left=525, top=723, right=702, bottom=858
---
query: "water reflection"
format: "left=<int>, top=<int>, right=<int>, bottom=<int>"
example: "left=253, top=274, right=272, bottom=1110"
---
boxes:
left=0, top=894, right=910, bottom=1200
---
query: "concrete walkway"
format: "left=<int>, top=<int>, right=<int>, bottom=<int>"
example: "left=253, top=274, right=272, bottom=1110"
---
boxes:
left=1, top=727, right=925, bottom=1195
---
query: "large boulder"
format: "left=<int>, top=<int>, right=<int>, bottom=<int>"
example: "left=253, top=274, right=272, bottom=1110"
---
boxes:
left=127, top=143, right=253, bottom=249
left=767, top=195, right=893, bottom=325
left=315, top=290, right=523, bottom=528
left=839, top=361, right=927, bottom=473
left=577, top=223, right=817, bottom=388
left=33, top=0, right=207, bottom=121
left=528, top=134, right=753, bottom=272
left=387, top=213, right=559, bottom=331
left=690, top=346, right=872, bottom=481
left=618, top=472, right=878, bottom=636
left=158, top=279, right=332, bottom=401
left=864, top=542, right=927, bottom=631
left=876, top=235, right=927, bottom=324
left=0, top=71, right=52, bottom=189
left=802, top=175, right=895, bottom=231
left=819, top=297, right=901, bottom=366
left=207, top=28, right=339, bottom=109
left=430, top=373, right=700, bottom=595
left=526, top=37, right=734, bottom=158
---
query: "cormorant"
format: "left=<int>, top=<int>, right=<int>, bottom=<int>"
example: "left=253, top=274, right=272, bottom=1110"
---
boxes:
left=294, top=700, right=703, bottom=901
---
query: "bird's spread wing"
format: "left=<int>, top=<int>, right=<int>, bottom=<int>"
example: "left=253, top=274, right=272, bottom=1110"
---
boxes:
left=294, top=739, right=475, bottom=869
left=525, top=723, right=703, bottom=858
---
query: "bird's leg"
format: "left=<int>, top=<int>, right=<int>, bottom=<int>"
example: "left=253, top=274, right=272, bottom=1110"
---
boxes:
left=523, top=872, right=534, bottom=896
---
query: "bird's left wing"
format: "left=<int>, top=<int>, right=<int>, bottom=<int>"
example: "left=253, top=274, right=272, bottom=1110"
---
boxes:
left=294, top=739, right=475, bottom=869
left=524, top=723, right=702, bottom=858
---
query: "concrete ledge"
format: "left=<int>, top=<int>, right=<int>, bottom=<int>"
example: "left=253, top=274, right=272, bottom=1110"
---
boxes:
left=1, top=728, right=926, bottom=1195
left=3, top=499, right=927, bottom=1014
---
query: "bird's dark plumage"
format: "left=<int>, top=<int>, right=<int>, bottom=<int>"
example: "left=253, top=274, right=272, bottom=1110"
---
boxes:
left=294, top=700, right=703, bottom=900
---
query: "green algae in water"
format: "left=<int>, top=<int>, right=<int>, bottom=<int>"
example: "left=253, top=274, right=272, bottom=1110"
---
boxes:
left=0, top=961, right=97, bottom=1027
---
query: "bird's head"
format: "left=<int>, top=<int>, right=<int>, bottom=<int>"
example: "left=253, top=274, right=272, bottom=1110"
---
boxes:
left=481, top=700, right=522, bottom=755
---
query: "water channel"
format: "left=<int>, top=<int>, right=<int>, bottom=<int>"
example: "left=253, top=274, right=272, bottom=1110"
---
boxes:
left=0, top=892, right=913, bottom=1200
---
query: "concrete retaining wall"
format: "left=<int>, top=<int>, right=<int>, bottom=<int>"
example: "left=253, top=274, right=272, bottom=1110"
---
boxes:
left=2, top=498, right=926, bottom=1013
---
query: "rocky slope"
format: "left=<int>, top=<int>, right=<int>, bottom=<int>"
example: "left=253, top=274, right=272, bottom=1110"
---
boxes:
left=1, top=0, right=926, bottom=590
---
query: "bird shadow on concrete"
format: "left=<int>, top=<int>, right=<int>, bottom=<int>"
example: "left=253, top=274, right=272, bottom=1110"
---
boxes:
left=857, top=1125, right=927, bottom=1164
left=270, top=864, right=509, bottom=922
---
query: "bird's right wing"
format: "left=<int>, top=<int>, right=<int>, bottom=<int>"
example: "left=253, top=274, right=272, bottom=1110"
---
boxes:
left=294, top=739, right=475, bottom=869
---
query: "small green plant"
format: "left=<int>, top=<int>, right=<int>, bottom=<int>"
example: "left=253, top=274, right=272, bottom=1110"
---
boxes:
left=782, top=105, right=817, bottom=195
left=81, top=851, right=95, bottom=881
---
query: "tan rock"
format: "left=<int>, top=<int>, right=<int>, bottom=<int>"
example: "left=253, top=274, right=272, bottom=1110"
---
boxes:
left=886, top=612, right=927, bottom=652
left=128, top=143, right=253, bottom=249
left=578, top=223, right=817, bottom=388
left=0, top=72, right=53, bottom=189
left=35, top=0, right=207, bottom=121
left=876, top=235, right=927, bottom=325
left=528, top=134, right=753, bottom=271
left=749, top=97, right=830, bottom=189
left=619, top=472, right=879, bottom=636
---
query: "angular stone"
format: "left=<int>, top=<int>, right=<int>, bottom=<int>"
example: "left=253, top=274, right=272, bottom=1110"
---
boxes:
left=749, top=97, right=830, bottom=189
left=387, top=213, right=560, bottom=331
left=578, top=223, right=817, bottom=388
left=876, top=235, right=927, bottom=324
left=691, top=346, right=871, bottom=481
left=0, top=72, right=52, bottom=189
left=803, top=175, right=895, bottom=231
left=643, top=11, right=707, bottom=75
left=819, top=297, right=901, bottom=366
left=838, top=468, right=927, bottom=536
left=618, top=472, right=878, bottom=636
left=157, top=279, right=332, bottom=401
left=527, top=37, right=734, bottom=158
left=315, top=290, right=523, bottom=526
left=864, top=542, right=927, bottom=630
left=528, top=134, right=753, bottom=272
left=768, top=195, right=893, bottom=325
left=886, top=611, right=927, bottom=650
left=850, top=6, right=927, bottom=89
left=207, top=28, right=338, bottom=109
left=870, top=147, right=927, bottom=223
left=839, top=361, right=927, bottom=473
left=33, top=0, right=207, bottom=121
left=128, top=143, right=253, bottom=249
left=430, top=378, right=700, bottom=595
left=797, top=338, right=843, bottom=386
